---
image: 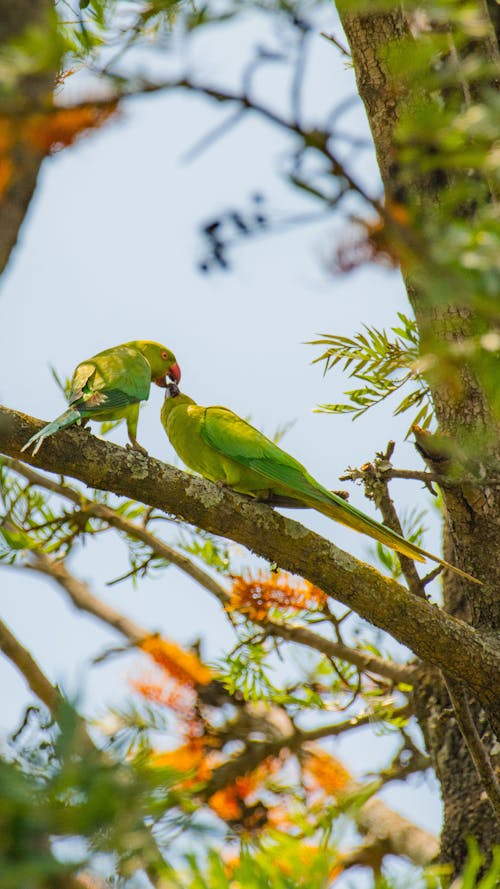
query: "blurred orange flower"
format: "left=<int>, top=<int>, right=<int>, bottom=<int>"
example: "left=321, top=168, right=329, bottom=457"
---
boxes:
left=228, top=571, right=327, bottom=620
left=303, top=746, right=352, bottom=797
left=130, top=674, right=196, bottom=717
left=0, top=102, right=118, bottom=200
left=151, top=740, right=213, bottom=784
left=140, top=634, right=213, bottom=686
left=209, top=755, right=280, bottom=823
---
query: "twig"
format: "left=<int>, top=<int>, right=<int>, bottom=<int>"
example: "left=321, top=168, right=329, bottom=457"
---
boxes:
left=444, top=678, right=500, bottom=822
left=6, top=458, right=229, bottom=605
left=264, top=619, right=415, bottom=684
left=320, top=31, right=351, bottom=57
left=350, top=445, right=427, bottom=599
left=339, top=466, right=500, bottom=488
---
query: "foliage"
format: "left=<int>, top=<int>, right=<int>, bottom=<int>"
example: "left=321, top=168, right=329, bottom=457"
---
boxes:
left=311, top=314, right=433, bottom=430
left=1, top=0, right=499, bottom=885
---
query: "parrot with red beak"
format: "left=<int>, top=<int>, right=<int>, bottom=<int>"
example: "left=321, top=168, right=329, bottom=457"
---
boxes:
left=22, top=340, right=181, bottom=455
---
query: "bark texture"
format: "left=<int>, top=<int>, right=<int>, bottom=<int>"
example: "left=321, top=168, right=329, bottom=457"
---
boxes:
left=336, top=0, right=500, bottom=870
left=0, top=0, right=61, bottom=274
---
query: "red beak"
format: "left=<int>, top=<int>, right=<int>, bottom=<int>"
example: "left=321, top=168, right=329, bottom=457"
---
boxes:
left=168, top=362, right=181, bottom=384
left=154, top=362, right=181, bottom=389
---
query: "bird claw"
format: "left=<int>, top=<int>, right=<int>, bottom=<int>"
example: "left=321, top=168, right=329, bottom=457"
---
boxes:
left=126, top=440, right=148, bottom=457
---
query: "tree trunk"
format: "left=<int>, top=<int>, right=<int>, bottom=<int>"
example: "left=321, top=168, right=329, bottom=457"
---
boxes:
left=336, top=0, right=500, bottom=871
left=0, top=0, right=61, bottom=275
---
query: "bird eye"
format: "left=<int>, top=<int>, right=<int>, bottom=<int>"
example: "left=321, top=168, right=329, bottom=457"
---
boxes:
left=161, top=351, right=169, bottom=360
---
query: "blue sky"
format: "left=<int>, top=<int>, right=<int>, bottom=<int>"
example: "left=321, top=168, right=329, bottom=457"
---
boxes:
left=0, top=5, right=443, bottom=870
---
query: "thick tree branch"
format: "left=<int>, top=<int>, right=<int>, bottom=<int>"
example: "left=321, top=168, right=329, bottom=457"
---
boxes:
left=1, top=407, right=498, bottom=721
left=357, top=796, right=439, bottom=866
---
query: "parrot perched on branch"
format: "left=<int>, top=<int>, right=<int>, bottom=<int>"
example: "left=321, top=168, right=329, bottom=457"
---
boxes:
left=160, top=384, right=480, bottom=585
left=22, top=340, right=181, bottom=456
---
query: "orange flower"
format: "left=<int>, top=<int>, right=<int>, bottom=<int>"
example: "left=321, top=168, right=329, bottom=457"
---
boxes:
left=151, top=740, right=213, bottom=784
left=303, top=746, right=352, bottom=797
left=208, top=755, right=279, bottom=823
left=140, top=635, right=213, bottom=686
left=23, top=102, right=119, bottom=154
left=0, top=102, right=118, bottom=201
left=228, top=571, right=327, bottom=621
left=130, top=674, right=196, bottom=716
left=209, top=786, right=243, bottom=821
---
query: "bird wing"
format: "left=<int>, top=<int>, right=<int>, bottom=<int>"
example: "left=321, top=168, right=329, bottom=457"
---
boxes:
left=68, top=346, right=151, bottom=413
left=200, top=406, right=320, bottom=499
left=198, top=406, right=480, bottom=582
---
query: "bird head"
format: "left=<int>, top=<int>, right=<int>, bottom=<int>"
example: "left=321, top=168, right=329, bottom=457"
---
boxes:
left=137, top=341, right=181, bottom=388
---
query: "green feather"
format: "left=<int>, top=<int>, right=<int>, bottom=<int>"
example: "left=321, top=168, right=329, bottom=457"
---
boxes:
left=161, top=389, right=481, bottom=586
left=23, top=340, right=179, bottom=455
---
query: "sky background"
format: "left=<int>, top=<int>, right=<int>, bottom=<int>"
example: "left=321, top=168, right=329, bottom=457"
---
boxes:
left=1, top=4, right=442, bottom=881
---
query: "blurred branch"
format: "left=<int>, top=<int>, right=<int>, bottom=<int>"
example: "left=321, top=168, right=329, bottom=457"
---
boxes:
left=205, top=704, right=410, bottom=795
left=27, top=551, right=147, bottom=644
left=0, top=616, right=62, bottom=711
left=356, top=796, right=439, bottom=866
left=0, top=0, right=62, bottom=275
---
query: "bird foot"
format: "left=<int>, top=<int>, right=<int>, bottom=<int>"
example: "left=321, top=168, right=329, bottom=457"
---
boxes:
left=126, top=439, right=148, bottom=457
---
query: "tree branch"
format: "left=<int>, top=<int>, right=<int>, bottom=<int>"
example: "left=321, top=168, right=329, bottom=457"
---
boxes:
left=356, top=796, right=439, bottom=866
left=27, top=551, right=148, bottom=643
left=0, top=0, right=62, bottom=275
left=0, top=616, right=62, bottom=711
left=5, top=459, right=413, bottom=684
left=350, top=444, right=428, bottom=599
left=444, top=678, right=500, bottom=821
left=1, top=407, right=498, bottom=719
left=264, top=619, right=415, bottom=685
left=204, top=705, right=408, bottom=795
left=5, top=457, right=228, bottom=605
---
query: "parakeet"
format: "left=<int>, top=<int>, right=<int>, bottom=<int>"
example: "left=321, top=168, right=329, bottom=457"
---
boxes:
left=161, top=384, right=480, bottom=585
left=22, top=340, right=181, bottom=456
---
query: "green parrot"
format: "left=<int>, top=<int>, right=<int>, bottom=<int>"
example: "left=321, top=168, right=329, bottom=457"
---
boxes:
left=22, top=340, right=181, bottom=456
left=160, top=384, right=480, bottom=585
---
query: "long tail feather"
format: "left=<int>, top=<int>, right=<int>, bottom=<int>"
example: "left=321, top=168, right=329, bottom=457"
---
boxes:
left=21, top=406, right=82, bottom=456
left=312, top=493, right=482, bottom=586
